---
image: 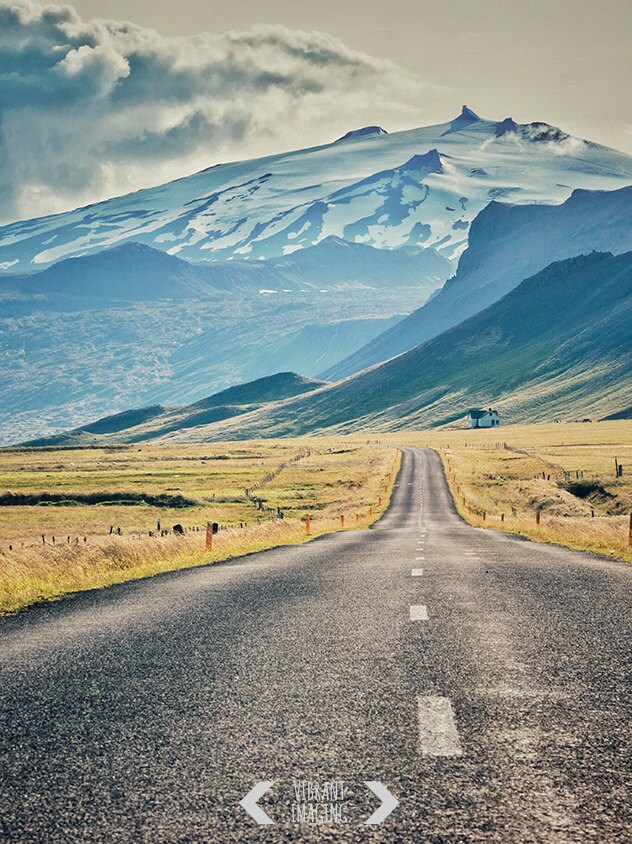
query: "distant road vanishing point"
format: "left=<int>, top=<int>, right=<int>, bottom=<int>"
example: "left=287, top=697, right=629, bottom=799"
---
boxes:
left=1, top=448, right=630, bottom=841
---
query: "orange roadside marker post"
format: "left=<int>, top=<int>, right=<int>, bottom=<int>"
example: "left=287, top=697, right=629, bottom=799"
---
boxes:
left=206, top=521, right=213, bottom=550
left=306, top=514, right=311, bottom=535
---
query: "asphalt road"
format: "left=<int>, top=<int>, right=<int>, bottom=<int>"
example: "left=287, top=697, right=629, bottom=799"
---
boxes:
left=1, top=447, right=630, bottom=843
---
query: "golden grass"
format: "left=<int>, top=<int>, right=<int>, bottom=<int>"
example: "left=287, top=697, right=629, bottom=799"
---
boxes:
left=378, top=421, right=632, bottom=563
left=0, top=440, right=400, bottom=614
left=5, top=420, right=627, bottom=613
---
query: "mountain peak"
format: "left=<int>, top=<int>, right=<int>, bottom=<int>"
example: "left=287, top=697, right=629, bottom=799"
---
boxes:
left=441, top=105, right=483, bottom=136
left=402, top=148, right=443, bottom=173
left=495, top=117, right=518, bottom=137
left=459, top=105, right=481, bottom=121
left=335, top=126, right=388, bottom=143
left=521, top=122, right=570, bottom=143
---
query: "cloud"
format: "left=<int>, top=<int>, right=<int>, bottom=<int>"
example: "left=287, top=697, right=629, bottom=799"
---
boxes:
left=0, top=1, right=432, bottom=223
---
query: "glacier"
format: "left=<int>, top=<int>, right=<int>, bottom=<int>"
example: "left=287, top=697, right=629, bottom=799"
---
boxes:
left=1, top=106, right=632, bottom=272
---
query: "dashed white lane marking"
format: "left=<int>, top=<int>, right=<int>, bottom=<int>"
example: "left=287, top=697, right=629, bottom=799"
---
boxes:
left=464, top=551, right=478, bottom=556
left=415, top=556, right=425, bottom=561
left=417, top=696, right=463, bottom=757
left=410, top=605, right=428, bottom=621
left=411, top=568, right=424, bottom=577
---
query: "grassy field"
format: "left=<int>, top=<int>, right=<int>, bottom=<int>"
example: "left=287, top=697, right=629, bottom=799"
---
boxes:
left=0, top=440, right=399, bottom=614
left=3, top=420, right=628, bottom=614
left=384, top=421, right=632, bottom=563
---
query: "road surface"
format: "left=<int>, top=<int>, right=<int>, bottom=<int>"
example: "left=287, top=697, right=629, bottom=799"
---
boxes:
left=1, top=447, right=630, bottom=842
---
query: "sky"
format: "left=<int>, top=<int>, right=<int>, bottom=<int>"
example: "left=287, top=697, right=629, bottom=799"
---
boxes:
left=1, top=0, right=631, bottom=224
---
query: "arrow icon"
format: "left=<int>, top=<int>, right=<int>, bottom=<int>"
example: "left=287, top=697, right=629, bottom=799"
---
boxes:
left=239, top=780, right=275, bottom=825
left=364, top=781, right=399, bottom=825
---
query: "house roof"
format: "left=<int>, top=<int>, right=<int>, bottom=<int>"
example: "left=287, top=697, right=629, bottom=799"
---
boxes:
left=468, top=408, right=499, bottom=418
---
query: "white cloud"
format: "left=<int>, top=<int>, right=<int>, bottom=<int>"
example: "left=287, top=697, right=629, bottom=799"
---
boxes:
left=0, top=0, right=433, bottom=223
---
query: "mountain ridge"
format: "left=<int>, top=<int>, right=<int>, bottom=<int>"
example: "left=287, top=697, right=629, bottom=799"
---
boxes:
left=2, top=108, right=632, bottom=271
left=324, top=185, right=632, bottom=379
left=24, top=372, right=327, bottom=447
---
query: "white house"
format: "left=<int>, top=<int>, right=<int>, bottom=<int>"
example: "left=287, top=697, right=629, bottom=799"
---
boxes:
left=467, top=408, right=501, bottom=428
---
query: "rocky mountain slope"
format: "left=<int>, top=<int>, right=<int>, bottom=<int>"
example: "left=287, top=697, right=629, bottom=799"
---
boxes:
left=325, top=185, right=632, bottom=378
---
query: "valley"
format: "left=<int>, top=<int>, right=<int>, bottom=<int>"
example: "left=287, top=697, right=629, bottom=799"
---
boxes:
left=43, top=250, right=631, bottom=447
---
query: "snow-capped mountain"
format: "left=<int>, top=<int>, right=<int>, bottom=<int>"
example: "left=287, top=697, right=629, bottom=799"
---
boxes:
left=1, top=106, right=632, bottom=272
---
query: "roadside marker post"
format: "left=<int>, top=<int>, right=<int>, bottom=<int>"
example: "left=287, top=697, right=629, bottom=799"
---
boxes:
left=206, top=522, right=213, bottom=550
left=629, top=513, right=632, bottom=546
left=340, top=514, right=345, bottom=527
left=306, top=514, right=311, bottom=535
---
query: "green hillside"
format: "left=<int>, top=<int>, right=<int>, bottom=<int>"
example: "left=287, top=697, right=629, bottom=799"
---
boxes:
left=29, top=251, right=632, bottom=444
left=24, top=372, right=327, bottom=446
left=158, top=251, right=632, bottom=439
